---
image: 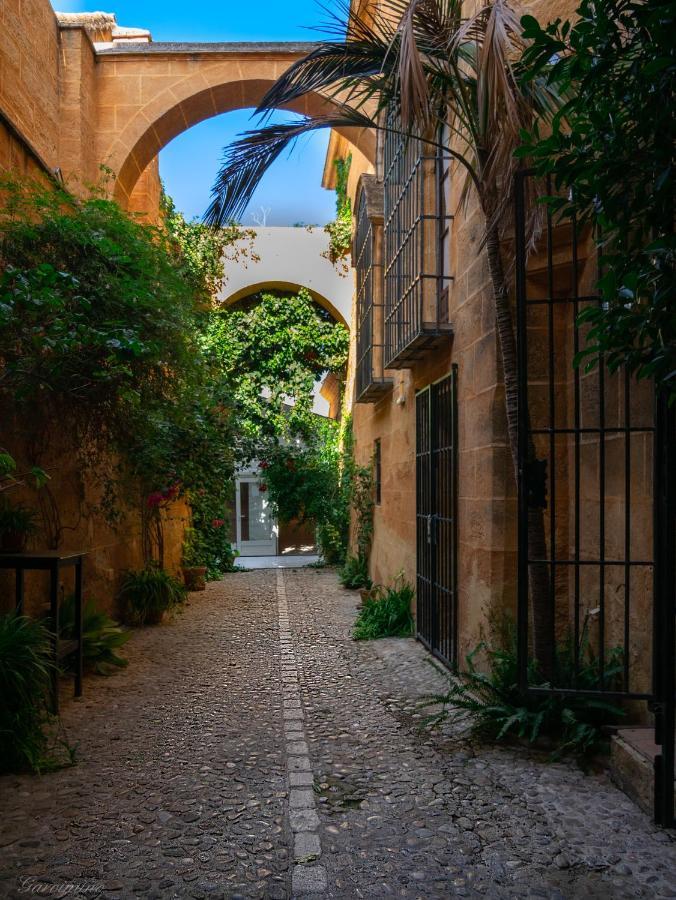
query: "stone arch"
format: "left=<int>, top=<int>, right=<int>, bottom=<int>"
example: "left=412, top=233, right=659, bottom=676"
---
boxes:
left=222, top=280, right=349, bottom=329
left=216, top=225, right=353, bottom=326
left=101, top=61, right=376, bottom=206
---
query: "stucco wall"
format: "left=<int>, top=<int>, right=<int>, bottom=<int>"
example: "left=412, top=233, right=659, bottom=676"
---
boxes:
left=219, top=227, right=354, bottom=326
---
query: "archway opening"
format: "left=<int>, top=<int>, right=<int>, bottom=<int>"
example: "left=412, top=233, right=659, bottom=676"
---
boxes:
left=110, top=76, right=375, bottom=209
left=158, top=109, right=335, bottom=226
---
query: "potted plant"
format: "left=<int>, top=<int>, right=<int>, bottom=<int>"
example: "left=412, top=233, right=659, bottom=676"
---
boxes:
left=118, top=564, right=187, bottom=626
left=181, top=528, right=207, bottom=592
left=0, top=500, right=37, bottom=553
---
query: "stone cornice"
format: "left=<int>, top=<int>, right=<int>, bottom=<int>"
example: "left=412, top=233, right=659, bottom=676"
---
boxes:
left=95, top=41, right=320, bottom=58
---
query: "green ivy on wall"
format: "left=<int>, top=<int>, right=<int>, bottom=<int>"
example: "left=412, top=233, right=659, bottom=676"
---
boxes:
left=324, top=154, right=353, bottom=265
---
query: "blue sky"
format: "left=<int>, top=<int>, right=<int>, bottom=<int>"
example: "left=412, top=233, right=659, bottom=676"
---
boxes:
left=51, top=1, right=339, bottom=224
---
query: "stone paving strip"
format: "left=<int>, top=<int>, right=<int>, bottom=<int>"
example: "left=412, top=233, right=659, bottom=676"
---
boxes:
left=0, top=567, right=674, bottom=900
left=276, top=570, right=327, bottom=896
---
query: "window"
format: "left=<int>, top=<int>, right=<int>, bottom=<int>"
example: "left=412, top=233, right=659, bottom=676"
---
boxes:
left=374, top=438, right=382, bottom=505
left=383, top=110, right=454, bottom=367
left=354, top=175, right=392, bottom=402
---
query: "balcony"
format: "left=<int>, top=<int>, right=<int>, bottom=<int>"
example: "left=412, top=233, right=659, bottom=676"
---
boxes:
left=383, top=120, right=453, bottom=369
left=354, top=175, right=392, bottom=403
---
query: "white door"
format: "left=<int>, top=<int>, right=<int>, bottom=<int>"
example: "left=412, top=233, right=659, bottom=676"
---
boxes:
left=236, top=476, right=277, bottom=556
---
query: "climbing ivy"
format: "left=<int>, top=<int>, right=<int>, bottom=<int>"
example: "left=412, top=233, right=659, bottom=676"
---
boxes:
left=324, top=154, right=353, bottom=266
left=0, top=177, right=241, bottom=572
left=207, top=289, right=349, bottom=464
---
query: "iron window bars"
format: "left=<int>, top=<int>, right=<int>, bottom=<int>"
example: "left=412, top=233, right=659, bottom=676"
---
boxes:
left=416, top=368, right=459, bottom=670
left=515, top=169, right=675, bottom=827
left=383, top=113, right=453, bottom=368
left=354, top=175, right=392, bottom=402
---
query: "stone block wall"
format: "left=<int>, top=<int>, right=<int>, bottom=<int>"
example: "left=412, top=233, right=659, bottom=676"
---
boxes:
left=350, top=179, right=516, bottom=659
left=0, top=1, right=187, bottom=616
left=0, top=0, right=60, bottom=174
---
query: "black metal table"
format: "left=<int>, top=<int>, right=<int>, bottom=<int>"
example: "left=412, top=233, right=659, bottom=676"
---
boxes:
left=0, top=551, right=85, bottom=712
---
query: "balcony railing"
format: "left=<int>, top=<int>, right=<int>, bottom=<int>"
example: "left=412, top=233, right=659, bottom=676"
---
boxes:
left=383, top=116, right=453, bottom=368
left=354, top=175, right=392, bottom=402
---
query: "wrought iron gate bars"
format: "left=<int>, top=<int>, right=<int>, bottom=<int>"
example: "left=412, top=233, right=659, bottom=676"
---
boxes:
left=653, top=393, right=675, bottom=828
left=514, top=168, right=675, bottom=828
left=415, top=368, right=459, bottom=670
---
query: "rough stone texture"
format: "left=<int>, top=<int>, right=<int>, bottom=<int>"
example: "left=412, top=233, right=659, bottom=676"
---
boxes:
left=0, top=0, right=60, bottom=170
left=287, top=569, right=676, bottom=900
left=0, top=573, right=290, bottom=900
left=1, top=569, right=674, bottom=900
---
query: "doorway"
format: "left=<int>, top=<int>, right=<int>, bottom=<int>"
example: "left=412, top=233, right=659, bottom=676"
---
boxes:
left=415, top=368, right=459, bottom=669
left=235, top=475, right=278, bottom=557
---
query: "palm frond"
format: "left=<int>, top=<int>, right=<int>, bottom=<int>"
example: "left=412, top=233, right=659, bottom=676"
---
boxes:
left=397, top=0, right=431, bottom=130
left=205, top=109, right=374, bottom=227
left=256, top=42, right=392, bottom=115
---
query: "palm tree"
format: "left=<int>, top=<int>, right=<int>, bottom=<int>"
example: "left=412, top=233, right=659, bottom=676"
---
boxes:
left=206, top=0, right=559, bottom=675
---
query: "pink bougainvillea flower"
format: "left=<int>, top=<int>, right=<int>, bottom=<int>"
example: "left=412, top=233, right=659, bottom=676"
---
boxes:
left=163, top=482, right=181, bottom=500
left=211, top=518, right=226, bottom=528
left=146, top=491, right=163, bottom=508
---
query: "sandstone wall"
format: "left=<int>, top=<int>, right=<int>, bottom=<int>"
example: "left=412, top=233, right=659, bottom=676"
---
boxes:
left=0, top=2, right=186, bottom=616
left=0, top=0, right=60, bottom=175
left=349, top=181, right=515, bottom=659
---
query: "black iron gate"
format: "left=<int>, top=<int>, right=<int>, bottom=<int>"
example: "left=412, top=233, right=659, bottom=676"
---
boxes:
left=515, top=170, right=675, bottom=828
left=416, top=367, right=458, bottom=669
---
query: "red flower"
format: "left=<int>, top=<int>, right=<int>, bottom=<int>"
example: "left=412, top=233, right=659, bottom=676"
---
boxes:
left=146, top=491, right=163, bottom=508
left=211, top=518, right=225, bottom=528
left=163, top=482, right=181, bottom=500
left=258, top=461, right=270, bottom=470
left=259, top=483, right=268, bottom=493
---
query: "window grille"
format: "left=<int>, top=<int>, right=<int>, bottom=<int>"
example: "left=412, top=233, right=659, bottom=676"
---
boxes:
left=383, top=113, right=453, bottom=367
left=354, top=175, right=392, bottom=402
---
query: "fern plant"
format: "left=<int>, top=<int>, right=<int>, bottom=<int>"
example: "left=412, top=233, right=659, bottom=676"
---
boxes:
left=425, top=618, right=625, bottom=759
left=60, top=595, right=131, bottom=675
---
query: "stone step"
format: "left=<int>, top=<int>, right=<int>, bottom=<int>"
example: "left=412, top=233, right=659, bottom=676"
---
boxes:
left=610, top=727, right=676, bottom=816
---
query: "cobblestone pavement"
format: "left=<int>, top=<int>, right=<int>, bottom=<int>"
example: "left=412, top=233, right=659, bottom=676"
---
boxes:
left=1, top=568, right=675, bottom=899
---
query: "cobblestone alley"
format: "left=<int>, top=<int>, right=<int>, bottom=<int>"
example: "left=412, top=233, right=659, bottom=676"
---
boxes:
left=0, top=569, right=674, bottom=899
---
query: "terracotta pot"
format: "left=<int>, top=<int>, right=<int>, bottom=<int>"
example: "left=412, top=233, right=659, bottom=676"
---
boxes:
left=0, top=530, right=28, bottom=553
left=182, top=566, right=207, bottom=592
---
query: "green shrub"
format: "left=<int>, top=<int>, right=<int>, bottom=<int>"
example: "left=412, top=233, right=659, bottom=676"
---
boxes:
left=353, top=578, right=415, bottom=641
left=426, top=620, right=625, bottom=759
left=60, top=595, right=131, bottom=675
left=0, top=613, right=55, bottom=773
left=339, top=555, right=372, bottom=590
left=118, top=565, right=187, bottom=626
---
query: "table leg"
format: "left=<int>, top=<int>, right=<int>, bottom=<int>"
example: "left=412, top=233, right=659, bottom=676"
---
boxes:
left=50, top=562, right=59, bottom=715
left=74, top=559, right=83, bottom=698
left=15, top=567, right=24, bottom=615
